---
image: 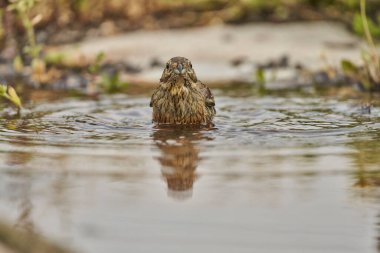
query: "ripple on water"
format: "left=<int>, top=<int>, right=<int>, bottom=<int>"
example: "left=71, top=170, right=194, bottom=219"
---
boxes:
left=0, top=95, right=379, bottom=149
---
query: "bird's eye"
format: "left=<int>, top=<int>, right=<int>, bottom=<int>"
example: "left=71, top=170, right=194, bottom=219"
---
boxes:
left=166, top=63, right=170, bottom=69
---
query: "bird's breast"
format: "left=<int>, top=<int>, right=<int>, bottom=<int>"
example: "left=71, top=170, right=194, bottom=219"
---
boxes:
left=153, top=86, right=208, bottom=124
left=170, top=85, right=189, bottom=96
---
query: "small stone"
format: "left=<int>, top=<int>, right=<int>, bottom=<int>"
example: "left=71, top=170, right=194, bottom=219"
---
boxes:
left=360, top=103, right=371, bottom=115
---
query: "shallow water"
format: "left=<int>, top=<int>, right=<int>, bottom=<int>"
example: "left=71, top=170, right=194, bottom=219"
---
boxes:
left=0, top=90, right=380, bottom=253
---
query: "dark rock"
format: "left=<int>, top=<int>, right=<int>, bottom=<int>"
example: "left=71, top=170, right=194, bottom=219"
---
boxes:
left=123, top=62, right=142, bottom=74
left=256, top=55, right=289, bottom=69
left=150, top=57, right=164, bottom=68
left=278, top=55, right=289, bottom=68
left=52, top=72, right=88, bottom=91
left=312, top=71, right=330, bottom=85
left=360, top=103, right=371, bottom=115
left=294, top=63, right=304, bottom=70
left=230, top=56, right=247, bottom=67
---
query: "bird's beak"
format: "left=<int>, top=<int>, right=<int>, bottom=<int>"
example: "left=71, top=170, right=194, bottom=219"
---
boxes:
left=174, top=63, right=185, bottom=75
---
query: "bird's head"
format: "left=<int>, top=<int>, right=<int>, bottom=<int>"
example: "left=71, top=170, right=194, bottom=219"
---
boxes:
left=160, top=57, right=198, bottom=84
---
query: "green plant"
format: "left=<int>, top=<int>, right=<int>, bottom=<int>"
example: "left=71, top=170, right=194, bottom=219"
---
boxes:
left=8, top=0, right=42, bottom=60
left=44, top=51, right=66, bottom=66
left=255, top=67, right=266, bottom=94
left=101, top=72, right=129, bottom=93
left=353, top=13, right=380, bottom=39
left=0, top=81, right=22, bottom=110
left=87, top=51, right=128, bottom=93
left=341, top=0, right=380, bottom=91
left=88, top=52, right=106, bottom=74
left=8, top=0, right=47, bottom=83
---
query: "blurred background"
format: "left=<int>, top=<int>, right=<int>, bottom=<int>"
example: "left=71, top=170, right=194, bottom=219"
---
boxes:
left=0, top=0, right=379, bottom=97
left=1, top=0, right=380, bottom=44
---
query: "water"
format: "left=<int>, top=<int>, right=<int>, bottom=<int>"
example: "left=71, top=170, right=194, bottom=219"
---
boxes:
left=0, top=89, right=379, bottom=253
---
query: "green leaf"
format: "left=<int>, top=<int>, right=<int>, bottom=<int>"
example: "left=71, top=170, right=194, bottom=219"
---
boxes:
left=255, top=67, right=266, bottom=95
left=95, top=51, right=105, bottom=63
left=44, top=51, right=65, bottom=65
left=341, top=59, right=359, bottom=74
left=13, top=55, right=24, bottom=73
left=0, top=84, right=6, bottom=95
left=361, top=78, right=371, bottom=91
left=353, top=12, right=380, bottom=39
left=89, top=51, right=106, bottom=74
left=0, top=80, right=22, bottom=109
left=255, top=67, right=266, bottom=85
left=101, top=72, right=128, bottom=93
left=7, top=86, right=22, bottom=108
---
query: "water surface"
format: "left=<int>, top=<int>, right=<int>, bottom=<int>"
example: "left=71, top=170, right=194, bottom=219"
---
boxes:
left=0, top=90, right=379, bottom=253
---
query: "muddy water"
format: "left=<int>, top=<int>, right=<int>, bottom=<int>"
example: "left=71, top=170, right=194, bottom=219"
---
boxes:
left=0, top=90, right=379, bottom=253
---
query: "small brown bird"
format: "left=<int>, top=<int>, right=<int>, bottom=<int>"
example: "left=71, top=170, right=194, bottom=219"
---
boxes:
left=150, top=57, right=216, bottom=125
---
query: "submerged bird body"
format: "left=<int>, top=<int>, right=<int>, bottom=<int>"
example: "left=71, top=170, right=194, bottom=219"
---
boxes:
left=150, top=57, right=215, bottom=125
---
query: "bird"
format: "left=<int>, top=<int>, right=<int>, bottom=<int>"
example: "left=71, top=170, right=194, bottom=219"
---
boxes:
left=150, top=57, right=215, bottom=125
left=153, top=127, right=204, bottom=198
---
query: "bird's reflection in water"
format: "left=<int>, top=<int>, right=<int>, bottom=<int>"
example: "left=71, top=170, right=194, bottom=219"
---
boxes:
left=152, top=126, right=213, bottom=200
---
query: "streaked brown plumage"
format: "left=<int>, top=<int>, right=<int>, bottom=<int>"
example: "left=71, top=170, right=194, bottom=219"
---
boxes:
left=150, top=57, right=215, bottom=125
